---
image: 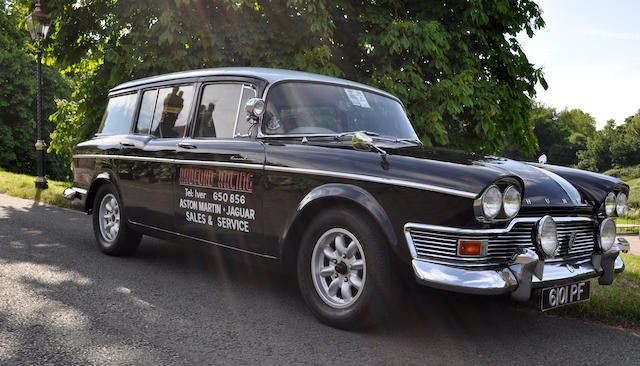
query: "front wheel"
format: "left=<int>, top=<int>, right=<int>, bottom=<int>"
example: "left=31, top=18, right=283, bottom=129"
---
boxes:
left=92, top=184, right=141, bottom=256
left=297, top=208, right=398, bottom=329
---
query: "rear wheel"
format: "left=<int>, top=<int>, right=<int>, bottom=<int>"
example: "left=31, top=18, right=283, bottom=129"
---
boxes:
left=297, top=208, right=398, bottom=329
left=92, top=184, right=141, bottom=256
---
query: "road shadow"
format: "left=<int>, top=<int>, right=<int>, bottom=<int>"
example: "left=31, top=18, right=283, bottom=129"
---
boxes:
left=1, top=197, right=639, bottom=365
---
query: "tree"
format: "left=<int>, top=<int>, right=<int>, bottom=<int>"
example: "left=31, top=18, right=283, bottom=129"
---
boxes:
left=39, top=0, right=545, bottom=159
left=514, top=103, right=596, bottom=166
left=0, top=2, right=71, bottom=180
left=576, top=120, right=620, bottom=172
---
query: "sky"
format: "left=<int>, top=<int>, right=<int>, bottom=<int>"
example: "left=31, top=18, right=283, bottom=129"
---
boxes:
left=518, top=0, right=640, bottom=129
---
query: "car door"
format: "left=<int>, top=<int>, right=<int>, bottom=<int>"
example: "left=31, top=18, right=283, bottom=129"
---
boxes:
left=173, top=82, right=267, bottom=256
left=118, top=84, right=196, bottom=233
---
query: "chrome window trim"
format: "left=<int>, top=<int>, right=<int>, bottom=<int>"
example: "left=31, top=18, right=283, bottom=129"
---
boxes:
left=72, top=154, right=479, bottom=198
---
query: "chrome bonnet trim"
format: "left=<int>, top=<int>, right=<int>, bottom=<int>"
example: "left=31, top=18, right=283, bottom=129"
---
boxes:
left=73, top=154, right=478, bottom=198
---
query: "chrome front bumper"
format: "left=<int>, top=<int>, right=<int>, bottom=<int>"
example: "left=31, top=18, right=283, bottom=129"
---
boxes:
left=411, top=247, right=624, bottom=301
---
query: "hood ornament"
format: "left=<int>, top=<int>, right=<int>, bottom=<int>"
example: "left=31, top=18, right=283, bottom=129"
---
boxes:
left=538, top=154, right=547, bottom=164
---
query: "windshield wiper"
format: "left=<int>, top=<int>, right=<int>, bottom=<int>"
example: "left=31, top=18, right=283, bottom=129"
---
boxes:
left=394, top=138, right=423, bottom=145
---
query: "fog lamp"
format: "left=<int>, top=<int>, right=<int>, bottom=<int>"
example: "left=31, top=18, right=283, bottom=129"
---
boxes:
left=598, top=218, right=616, bottom=252
left=536, top=215, right=558, bottom=257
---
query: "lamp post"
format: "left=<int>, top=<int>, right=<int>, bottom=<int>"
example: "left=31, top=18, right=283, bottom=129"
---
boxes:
left=25, top=1, right=51, bottom=189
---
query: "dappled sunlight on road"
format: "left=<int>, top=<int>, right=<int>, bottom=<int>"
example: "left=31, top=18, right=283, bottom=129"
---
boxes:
left=1, top=193, right=639, bottom=364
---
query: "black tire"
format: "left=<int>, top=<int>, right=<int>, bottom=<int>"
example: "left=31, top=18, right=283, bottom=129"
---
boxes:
left=92, top=184, right=141, bottom=256
left=297, top=207, right=399, bottom=329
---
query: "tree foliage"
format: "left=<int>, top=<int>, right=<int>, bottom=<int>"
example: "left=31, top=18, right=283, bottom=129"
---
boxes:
left=38, top=0, right=545, bottom=159
left=576, top=110, right=640, bottom=172
left=0, top=2, right=71, bottom=180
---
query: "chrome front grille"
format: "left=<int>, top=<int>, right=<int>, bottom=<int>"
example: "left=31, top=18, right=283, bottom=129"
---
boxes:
left=406, top=217, right=596, bottom=269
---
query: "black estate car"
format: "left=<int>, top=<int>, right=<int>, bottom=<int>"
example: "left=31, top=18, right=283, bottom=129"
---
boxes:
left=64, top=67, right=628, bottom=329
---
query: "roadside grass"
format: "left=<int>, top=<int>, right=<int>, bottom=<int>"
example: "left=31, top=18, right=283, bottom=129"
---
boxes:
left=542, top=253, right=640, bottom=331
left=0, top=169, right=71, bottom=208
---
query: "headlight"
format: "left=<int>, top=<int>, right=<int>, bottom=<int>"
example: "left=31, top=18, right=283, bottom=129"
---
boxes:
left=482, top=185, right=502, bottom=219
left=536, top=215, right=558, bottom=257
left=599, top=218, right=616, bottom=251
left=616, top=193, right=628, bottom=216
left=503, top=185, right=521, bottom=219
left=604, top=192, right=616, bottom=216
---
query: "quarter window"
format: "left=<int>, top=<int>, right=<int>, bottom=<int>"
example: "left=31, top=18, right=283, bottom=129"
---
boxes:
left=234, top=86, right=257, bottom=137
left=135, top=89, right=158, bottom=135
left=98, top=93, right=137, bottom=135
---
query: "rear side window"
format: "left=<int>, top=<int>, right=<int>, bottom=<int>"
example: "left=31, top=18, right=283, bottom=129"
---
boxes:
left=98, top=93, right=138, bottom=135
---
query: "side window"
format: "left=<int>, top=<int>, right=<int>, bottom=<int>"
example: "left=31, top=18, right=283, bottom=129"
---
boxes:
left=234, top=86, right=257, bottom=137
left=98, top=93, right=137, bottom=135
left=149, top=85, right=194, bottom=138
left=135, top=89, right=158, bottom=134
left=194, top=83, right=242, bottom=138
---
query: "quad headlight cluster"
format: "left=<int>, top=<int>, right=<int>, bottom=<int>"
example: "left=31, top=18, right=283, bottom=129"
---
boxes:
left=604, top=191, right=628, bottom=217
left=476, top=184, right=522, bottom=222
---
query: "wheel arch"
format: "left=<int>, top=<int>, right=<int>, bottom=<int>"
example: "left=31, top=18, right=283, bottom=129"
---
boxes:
left=85, top=172, right=119, bottom=214
left=280, top=183, right=397, bottom=274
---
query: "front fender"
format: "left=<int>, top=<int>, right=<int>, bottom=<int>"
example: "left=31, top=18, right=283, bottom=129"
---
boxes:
left=291, top=183, right=397, bottom=247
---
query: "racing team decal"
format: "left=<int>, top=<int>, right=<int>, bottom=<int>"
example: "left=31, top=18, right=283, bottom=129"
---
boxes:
left=178, top=167, right=255, bottom=233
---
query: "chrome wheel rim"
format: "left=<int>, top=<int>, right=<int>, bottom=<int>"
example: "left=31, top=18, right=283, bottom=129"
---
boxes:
left=311, top=228, right=366, bottom=309
left=99, top=193, right=120, bottom=243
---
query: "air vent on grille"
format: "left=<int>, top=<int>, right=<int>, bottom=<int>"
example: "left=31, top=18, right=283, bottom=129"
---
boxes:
left=406, top=218, right=595, bottom=269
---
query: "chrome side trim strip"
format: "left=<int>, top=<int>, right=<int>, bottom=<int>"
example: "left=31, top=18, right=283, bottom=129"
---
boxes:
left=73, top=154, right=478, bottom=198
left=263, top=165, right=478, bottom=198
left=72, top=154, right=263, bottom=170
left=129, top=220, right=277, bottom=260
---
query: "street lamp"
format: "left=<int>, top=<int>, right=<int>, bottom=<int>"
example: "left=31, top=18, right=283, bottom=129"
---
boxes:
left=25, top=1, right=51, bottom=189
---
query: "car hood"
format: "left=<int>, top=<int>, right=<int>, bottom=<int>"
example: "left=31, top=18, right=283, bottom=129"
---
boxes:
left=386, top=145, right=627, bottom=208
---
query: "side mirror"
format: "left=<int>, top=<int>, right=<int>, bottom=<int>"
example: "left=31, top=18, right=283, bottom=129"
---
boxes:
left=352, top=131, right=374, bottom=152
left=538, top=154, right=547, bottom=164
left=245, top=98, right=265, bottom=120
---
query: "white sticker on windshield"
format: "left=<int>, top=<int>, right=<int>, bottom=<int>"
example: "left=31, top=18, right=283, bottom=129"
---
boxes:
left=344, top=88, right=371, bottom=108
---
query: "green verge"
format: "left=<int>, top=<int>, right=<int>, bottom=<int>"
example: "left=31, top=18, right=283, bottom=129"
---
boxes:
left=542, top=253, right=640, bottom=330
left=0, top=169, right=71, bottom=208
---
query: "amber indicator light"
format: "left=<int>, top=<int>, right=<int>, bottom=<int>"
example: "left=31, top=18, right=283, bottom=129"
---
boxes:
left=458, top=240, right=483, bottom=256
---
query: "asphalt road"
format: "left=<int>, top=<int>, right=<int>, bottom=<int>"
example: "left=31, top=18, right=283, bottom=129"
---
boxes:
left=1, top=193, right=639, bottom=365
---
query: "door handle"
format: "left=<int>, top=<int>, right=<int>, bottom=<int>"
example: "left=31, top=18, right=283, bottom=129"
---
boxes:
left=120, top=141, right=135, bottom=147
left=178, top=142, right=197, bottom=149
left=230, top=155, right=248, bottom=161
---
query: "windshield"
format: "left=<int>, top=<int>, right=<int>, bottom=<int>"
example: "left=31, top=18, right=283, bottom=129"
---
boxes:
left=262, top=82, right=419, bottom=140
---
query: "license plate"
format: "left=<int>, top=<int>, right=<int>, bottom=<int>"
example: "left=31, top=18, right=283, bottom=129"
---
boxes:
left=541, top=281, right=590, bottom=311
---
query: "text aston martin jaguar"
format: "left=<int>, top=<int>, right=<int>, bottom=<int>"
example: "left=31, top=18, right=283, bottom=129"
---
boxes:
left=63, top=68, right=628, bottom=328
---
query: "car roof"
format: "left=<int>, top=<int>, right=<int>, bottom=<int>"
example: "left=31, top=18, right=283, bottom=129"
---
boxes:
left=109, top=67, right=398, bottom=100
